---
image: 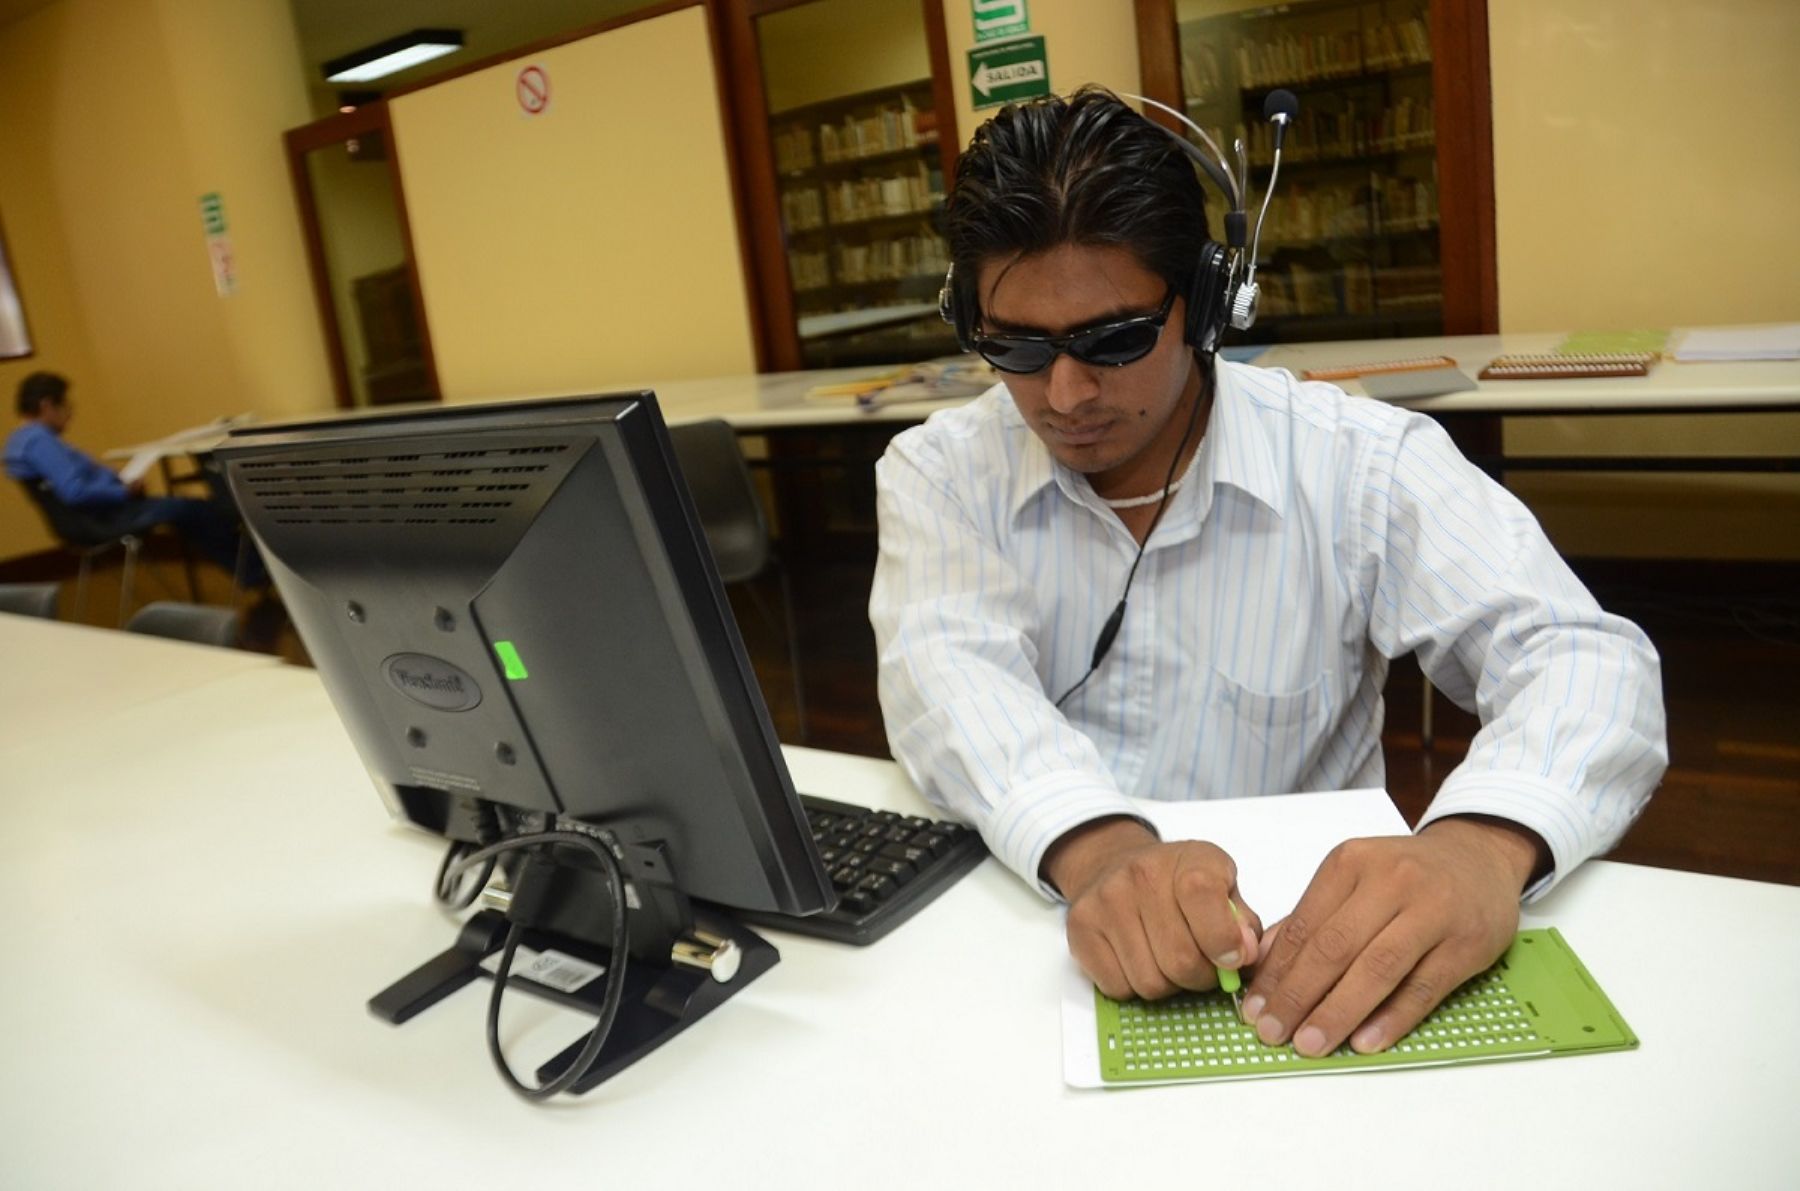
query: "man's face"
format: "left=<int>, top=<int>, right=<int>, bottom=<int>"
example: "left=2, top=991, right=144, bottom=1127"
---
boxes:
left=40, top=397, right=71, bottom=434
left=975, top=243, right=1199, bottom=496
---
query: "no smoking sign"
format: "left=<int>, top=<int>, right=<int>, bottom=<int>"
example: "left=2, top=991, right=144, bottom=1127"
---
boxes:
left=517, top=64, right=550, bottom=116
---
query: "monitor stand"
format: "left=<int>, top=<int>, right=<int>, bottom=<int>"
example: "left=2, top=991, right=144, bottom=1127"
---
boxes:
left=368, top=844, right=780, bottom=1095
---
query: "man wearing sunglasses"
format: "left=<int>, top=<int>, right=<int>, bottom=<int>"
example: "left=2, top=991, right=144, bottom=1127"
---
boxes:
left=868, top=88, right=1665, bottom=1059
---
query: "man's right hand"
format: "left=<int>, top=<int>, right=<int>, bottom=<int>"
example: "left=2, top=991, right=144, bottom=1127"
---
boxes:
left=1043, top=817, right=1262, bottom=1001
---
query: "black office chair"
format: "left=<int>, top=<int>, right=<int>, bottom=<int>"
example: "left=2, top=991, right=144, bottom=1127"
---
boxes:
left=18, top=480, right=148, bottom=626
left=666, top=419, right=807, bottom=742
left=0, top=581, right=61, bottom=619
left=124, top=600, right=241, bottom=649
left=17, top=478, right=210, bottom=624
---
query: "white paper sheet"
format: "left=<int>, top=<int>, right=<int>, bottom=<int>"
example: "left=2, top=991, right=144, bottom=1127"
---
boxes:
left=118, top=449, right=161, bottom=486
left=1061, top=788, right=1410, bottom=1088
left=1672, top=323, right=1800, bottom=361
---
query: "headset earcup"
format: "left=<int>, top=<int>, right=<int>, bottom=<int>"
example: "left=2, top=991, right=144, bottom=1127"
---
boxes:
left=939, top=263, right=977, bottom=352
left=1185, top=241, right=1229, bottom=354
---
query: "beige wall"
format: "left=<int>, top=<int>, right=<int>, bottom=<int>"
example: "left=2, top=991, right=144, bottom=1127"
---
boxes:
left=154, top=0, right=335, bottom=424
left=1490, top=0, right=1800, bottom=559
left=1491, top=0, right=1800, bottom=330
left=760, top=0, right=932, bottom=114
left=0, top=5, right=97, bottom=556
left=389, top=7, right=756, bottom=403
left=940, top=0, right=1141, bottom=153
left=0, top=0, right=331, bottom=561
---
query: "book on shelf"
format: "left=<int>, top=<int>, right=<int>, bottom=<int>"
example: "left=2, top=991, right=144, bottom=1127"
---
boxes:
left=817, top=96, right=936, bottom=164
left=832, top=232, right=946, bottom=286
left=1258, top=175, right=1436, bottom=243
left=772, top=124, right=815, bottom=174
left=1363, top=18, right=1432, bottom=71
left=787, top=248, right=831, bottom=293
left=771, top=86, right=939, bottom=173
left=1225, top=15, right=1432, bottom=90
left=1256, top=262, right=1441, bottom=320
left=1242, top=96, right=1434, bottom=165
left=1179, top=40, right=1223, bottom=105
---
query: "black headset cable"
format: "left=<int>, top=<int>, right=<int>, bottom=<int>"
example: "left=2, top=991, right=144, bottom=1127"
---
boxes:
left=1054, top=367, right=1210, bottom=710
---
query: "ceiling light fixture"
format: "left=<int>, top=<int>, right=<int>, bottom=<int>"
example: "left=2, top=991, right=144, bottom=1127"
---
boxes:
left=323, top=28, right=464, bottom=84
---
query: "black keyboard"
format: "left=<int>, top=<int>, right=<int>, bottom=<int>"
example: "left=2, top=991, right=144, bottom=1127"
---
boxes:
left=739, top=795, right=987, bottom=945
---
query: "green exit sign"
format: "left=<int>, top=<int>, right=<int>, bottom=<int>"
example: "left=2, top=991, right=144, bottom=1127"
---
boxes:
left=968, top=35, right=1049, bottom=110
left=972, top=0, right=1028, bottom=43
left=198, top=192, right=227, bottom=236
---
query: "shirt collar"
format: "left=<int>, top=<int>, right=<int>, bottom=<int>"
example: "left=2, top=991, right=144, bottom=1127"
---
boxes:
left=1003, top=393, right=1058, bottom=520
left=1003, top=360, right=1287, bottom=524
left=1190, top=359, right=1286, bottom=519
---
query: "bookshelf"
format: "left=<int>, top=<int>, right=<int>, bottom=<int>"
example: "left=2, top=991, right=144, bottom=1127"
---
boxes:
left=766, top=80, right=958, bottom=368
left=1177, top=0, right=1446, bottom=343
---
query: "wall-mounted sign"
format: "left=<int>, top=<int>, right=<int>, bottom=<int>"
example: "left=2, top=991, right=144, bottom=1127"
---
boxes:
left=968, top=35, right=1050, bottom=110
left=199, top=193, right=227, bottom=236
left=972, top=0, right=1029, bottom=44
left=198, top=192, right=237, bottom=297
left=517, top=65, right=551, bottom=116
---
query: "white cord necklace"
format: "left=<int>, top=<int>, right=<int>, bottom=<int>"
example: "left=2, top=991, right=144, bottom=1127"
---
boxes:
left=1101, top=476, right=1186, bottom=509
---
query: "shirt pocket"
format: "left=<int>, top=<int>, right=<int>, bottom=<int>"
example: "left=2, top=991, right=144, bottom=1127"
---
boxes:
left=1201, top=666, right=1332, bottom=797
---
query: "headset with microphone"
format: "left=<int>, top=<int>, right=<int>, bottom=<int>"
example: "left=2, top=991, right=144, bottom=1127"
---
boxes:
left=934, top=88, right=1302, bottom=709
left=939, top=87, right=1300, bottom=359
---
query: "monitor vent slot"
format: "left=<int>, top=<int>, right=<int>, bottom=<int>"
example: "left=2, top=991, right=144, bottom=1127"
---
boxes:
left=240, top=442, right=571, bottom=527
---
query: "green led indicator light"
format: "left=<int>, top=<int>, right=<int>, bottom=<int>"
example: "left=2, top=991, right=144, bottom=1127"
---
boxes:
left=494, top=640, right=529, bottom=680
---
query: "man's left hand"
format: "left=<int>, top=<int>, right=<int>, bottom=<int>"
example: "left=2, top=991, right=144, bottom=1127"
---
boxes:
left=1240, top=817, right=1546, bottom=1057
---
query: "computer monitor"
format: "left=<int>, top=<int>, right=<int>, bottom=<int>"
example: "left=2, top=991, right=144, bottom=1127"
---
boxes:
left=216, top=392, right=834, bottom=1096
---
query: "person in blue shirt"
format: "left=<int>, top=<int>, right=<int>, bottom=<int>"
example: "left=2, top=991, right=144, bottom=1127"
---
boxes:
left=6, top=370, right=267, bottom=588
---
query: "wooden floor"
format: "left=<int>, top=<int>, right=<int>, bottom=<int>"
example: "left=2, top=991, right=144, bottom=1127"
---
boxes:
left=39, top=542, right=1800, bottom=888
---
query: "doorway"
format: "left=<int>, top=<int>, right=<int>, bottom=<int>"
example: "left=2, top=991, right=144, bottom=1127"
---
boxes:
left=284, top=103, right=439, bottom=409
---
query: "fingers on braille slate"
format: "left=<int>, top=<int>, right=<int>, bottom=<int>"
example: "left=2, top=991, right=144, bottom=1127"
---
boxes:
left=1110, top=969, right=1542, bottom=1079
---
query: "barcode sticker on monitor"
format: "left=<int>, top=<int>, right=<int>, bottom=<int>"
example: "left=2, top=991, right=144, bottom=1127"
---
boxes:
left=481, top=946, right=606, bottom=993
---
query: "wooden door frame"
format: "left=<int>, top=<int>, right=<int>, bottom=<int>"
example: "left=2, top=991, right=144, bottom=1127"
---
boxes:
left=1133, top=0, right=1498, bottom=335
left=283, top=103, right=441, bottom=409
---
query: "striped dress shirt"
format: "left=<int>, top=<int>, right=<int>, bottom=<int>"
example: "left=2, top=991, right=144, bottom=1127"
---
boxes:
left=869, top=359, right=1667, bottom=901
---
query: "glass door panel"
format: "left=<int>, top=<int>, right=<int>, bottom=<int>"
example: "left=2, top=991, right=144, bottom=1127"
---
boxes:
left=301, top=129, right=432, bottom=407
left=1177, top=0, right=1443, bottom=343
left=756, top=0, right=957, bottom=368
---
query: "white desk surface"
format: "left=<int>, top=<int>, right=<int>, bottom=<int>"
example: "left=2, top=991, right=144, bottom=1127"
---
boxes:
left=0, top=613, right=280, bottom=752
left=483, top=328, right=1800, bottom=428
left=3, top=627, right=1797, bottom=1189
left=101, top=326, right=1800, bottom=461
left=1256, top=330, right=1800, bottom=416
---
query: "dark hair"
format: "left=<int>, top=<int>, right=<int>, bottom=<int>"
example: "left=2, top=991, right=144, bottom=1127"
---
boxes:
left=16, top=371, right=69, bottom=418
left=943, top=86, right=1210, bottom=335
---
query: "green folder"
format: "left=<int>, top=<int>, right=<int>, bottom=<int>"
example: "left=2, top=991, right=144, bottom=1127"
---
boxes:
left=1554, top=329, right=1669, bottom=356
left=1095, top=929, right=1636, bottom=1084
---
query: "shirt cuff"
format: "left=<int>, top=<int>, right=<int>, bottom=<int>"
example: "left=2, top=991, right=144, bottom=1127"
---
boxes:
left=983, top=770, right=1154, bottom=902
left=1416, top=770, right=1596, bottom=903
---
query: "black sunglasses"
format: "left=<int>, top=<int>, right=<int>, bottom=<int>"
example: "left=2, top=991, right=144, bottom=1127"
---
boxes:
left=972, top=288, right=1178, bottom=375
